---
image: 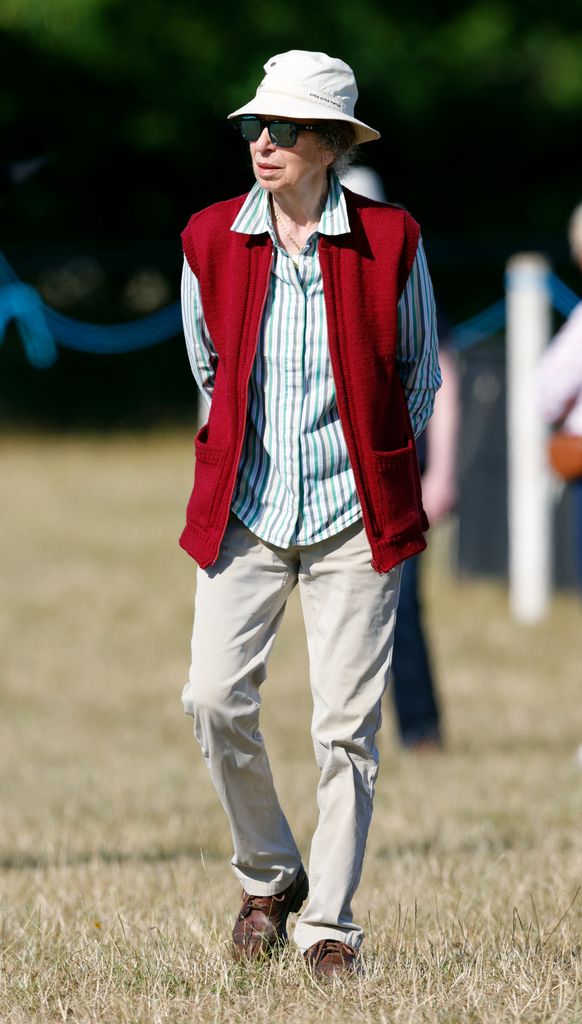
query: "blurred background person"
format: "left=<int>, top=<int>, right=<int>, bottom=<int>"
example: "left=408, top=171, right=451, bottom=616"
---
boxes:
left=392, top=321, right=459, bottom=750
left=342, top=164, right=460, bottom=751
left=536, top=201, right=582, bottom=590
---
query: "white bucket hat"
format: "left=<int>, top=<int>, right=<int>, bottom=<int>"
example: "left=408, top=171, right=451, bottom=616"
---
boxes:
left=228, top=50, right=380, bottom=145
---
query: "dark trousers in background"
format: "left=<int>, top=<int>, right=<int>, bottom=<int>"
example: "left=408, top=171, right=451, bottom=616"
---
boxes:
left=391, top=554, right=442, bottom=747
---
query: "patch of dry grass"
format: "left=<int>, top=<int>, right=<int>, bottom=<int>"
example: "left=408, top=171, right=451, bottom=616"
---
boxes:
left=1, top=431, right=582, bottom=1022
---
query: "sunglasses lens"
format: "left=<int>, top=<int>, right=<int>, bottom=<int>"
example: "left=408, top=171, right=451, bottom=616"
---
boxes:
left=238, top=118, right=301, bottom=147
left=239, top=117, right=262, bottom=142
left=269, top=122, right=297, bottom=147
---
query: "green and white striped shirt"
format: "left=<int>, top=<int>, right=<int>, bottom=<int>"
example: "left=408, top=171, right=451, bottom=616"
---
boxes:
left=181, top=172, right=440, bottom=547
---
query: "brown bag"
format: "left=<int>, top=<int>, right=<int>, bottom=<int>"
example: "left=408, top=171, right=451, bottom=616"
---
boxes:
left=547, top=431, right=582, bottom=481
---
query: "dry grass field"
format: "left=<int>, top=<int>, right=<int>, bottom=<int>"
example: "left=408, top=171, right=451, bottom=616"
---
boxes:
left=1, top=430, right=582, bottom=1023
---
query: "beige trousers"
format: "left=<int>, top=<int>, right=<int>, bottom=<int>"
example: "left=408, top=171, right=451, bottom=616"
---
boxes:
left=182, top=515, right=402, bottom=951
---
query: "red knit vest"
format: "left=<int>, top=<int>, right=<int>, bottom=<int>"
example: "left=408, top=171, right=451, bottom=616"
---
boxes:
left=180, top=186, right=429, bottom=573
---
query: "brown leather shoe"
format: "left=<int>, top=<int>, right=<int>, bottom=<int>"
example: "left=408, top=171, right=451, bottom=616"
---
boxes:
left=232, top=866, right=308, bottom=960
left=304, top=939, right=358, bottom=978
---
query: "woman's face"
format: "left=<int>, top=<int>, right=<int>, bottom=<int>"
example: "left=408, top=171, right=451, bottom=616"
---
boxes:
left=250, top=116, right=333, bottom=196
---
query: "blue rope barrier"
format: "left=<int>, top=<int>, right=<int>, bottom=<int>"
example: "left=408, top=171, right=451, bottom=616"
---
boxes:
left=548, top=272, right=580, bottom=318
left=0, top=251, right=181, bottom=366
left=43, top=304, right=182, bottom=354
left=450, top=299, right=506, bottom=352
left=0, top=251, right=580, bottom=368
left=0, top=283, right=58, bottom=368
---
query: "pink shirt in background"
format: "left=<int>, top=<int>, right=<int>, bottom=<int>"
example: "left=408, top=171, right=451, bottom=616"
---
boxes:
left=536, top=303, right=582, bottom=435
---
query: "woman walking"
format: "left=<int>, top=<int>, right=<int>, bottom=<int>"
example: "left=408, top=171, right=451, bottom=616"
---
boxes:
left=180, top=49, right=440, bottom=977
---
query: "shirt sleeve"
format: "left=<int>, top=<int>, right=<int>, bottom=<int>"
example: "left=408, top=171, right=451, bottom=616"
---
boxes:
left=535, top=303, right=582, bottom=426
left=396, top=238, right=442, bottom=438
left=181, top=256, right=218, bottom=407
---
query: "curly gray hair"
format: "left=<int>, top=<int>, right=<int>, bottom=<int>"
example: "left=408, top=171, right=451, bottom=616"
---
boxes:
left=316, top=121, right=358, bottom=177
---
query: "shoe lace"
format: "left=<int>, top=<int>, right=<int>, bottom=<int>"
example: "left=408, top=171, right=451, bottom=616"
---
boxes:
left=238, top=891, right=286, bottom=919
left=310, top=939, right=354, bottom=965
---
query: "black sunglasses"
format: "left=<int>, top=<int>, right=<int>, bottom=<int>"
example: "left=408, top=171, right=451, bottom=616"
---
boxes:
left=235, top=115, right=319, bottom=148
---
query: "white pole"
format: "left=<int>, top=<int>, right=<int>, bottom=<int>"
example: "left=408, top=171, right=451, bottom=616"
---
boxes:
left=506, top=253, right=553, bottom=623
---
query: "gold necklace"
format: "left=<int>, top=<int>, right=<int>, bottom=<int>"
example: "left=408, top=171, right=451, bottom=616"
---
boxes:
left=272, top=203, right=304, bottom=253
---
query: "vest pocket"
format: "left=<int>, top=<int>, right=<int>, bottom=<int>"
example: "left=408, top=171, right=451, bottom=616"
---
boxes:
left=187, top=424, right=229, bottom=528
left=372, top=439, right=422, bottom=536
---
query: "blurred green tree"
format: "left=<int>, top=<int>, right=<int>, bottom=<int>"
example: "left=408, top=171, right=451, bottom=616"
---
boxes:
left=2, top=0, right=581, bottom=425
left=2, top=0, right=581, bottom=251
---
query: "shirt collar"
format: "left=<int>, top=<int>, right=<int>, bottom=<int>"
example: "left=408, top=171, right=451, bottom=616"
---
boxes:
left=230, top=171, right=350, bottom=238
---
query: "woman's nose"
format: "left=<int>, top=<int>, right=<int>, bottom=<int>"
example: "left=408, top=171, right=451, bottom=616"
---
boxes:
left=255, top=126, right=275, bottom=150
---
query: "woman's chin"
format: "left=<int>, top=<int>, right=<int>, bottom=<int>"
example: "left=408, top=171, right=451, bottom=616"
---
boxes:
left=256, top=173, right=282, bottom=188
